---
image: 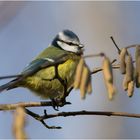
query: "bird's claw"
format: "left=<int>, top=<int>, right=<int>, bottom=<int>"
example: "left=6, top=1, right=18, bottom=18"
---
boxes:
left=51, top=99, right=59, bottom=111
left=51, top=97, right=68, bottom=110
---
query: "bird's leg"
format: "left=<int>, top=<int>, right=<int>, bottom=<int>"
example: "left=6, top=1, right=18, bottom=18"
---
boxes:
left=66, top=87, right=73, bottom=97
left=58, top=86, right=73, bottom=107
left=51, top=99, right=59, bottom=111
left=53, top=65, right=69, bottom=107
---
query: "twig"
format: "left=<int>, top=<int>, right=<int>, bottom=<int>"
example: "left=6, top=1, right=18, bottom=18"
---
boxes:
left=25, top=108, right=61, bottom=129
left=84, top=53, right=104, bottom=59
left=125, top=44, right=140, bottom=49
left=43, top=110, right=140, bottom=119
left=24, top=109, right=140, bottom=129
left=110, top=36, right=121, bottom=54
left=91, top=63, right=119, bottom=74
left=0, top=101, right=71, bottom=111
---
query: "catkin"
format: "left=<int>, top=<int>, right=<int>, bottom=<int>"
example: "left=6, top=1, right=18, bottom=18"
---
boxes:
left=127, top=81, right=134, bottom=97
left=80, top=66, right=90, bottom=99
left=125, top=54, right=134, bottom=82
left=119, top=48, right=127, bottom=74
left=87, top=78, right=92, bottom=94
left=123, top=74, right=129, bottom=91
left=122, top=54, right=134, bottom=91
left=102, top=56, right=115, bottom=100
left=106, top=82, right=116, bottom=100
left=135, top=45, right=140, bottom=88
left=12, top=107, right=27, bottom=139
left=74, top=58, right=85, bottom=89
left=102, top=56, right=113, bottom=83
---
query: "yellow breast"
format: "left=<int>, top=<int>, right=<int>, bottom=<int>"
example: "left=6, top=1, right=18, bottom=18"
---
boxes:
left=21, top=58, right=80, bottom=99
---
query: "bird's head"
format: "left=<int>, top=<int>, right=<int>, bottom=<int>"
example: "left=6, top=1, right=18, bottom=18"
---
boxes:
left=52, top=29, right=84, bottom=55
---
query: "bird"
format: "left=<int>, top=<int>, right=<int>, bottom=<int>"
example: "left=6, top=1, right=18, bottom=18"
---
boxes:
left=0, top=29, right=84, bottom=104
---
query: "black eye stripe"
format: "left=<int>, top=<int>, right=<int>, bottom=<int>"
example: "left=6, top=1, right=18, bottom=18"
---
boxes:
left=58, top=39, right=79, bottom=46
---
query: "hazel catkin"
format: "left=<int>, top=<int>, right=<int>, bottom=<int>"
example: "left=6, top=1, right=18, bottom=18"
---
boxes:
left=119, top=48, right=128, bottom=74
left=80, top=66, right=91, bottom=99
left=127, top=81, right=134, bottom=97
left=102, top=56, right=115, bottom=100
left=74, top=58, right=85, bottom=89
left=102, top=56, right=113, bottom=83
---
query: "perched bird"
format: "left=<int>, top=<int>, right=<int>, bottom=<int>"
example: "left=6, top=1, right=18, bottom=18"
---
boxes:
left=0, top=30, right=84, bottom=103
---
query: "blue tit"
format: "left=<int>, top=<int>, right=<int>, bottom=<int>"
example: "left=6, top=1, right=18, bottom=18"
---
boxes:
left=0, top=29, right=84, bottom=101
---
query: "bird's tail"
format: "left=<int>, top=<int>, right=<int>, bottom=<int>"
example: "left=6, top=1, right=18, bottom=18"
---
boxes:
left=0, top=78, right=19, bottom=93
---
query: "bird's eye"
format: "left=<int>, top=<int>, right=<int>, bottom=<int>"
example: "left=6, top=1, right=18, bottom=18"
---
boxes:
left=68, top=42, right=73, bottom=45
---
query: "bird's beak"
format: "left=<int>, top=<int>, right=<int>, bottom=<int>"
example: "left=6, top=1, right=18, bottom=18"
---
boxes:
left=79, top=44, right=84, bottom=48
left=80, top=44, right=85, bottom=52
left=77, top=44, right=84, bottom=55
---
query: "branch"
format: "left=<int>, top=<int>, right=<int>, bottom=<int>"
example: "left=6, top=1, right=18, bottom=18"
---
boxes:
left=25, top=108, right=61, bottom=129
left=0, top=91, right=140, bottom=129
left=24, top=109, right=140, bottom=129
left=0, top=101, right=71, bottom=111
left=44, top=110, right=140, bottom=119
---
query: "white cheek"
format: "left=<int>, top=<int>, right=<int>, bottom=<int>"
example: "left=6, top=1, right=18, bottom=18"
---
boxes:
left=57, top=41, right=78, bottom=53
left=59, top=32, right=66, bottom=41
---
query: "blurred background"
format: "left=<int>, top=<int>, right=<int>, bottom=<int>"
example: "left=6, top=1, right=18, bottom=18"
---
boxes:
left=0, top=1, right=140, bottom=139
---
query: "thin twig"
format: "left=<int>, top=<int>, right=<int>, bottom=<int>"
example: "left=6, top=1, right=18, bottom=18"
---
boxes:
left=91, top=63, right=119, bottom=74
left=125, top=44, right=140, bottom=49
left=110, top=36, right=121, bottom=54
left=84, top=53, right=104, bottom=59
left=25, top=108, right=61, bottom=129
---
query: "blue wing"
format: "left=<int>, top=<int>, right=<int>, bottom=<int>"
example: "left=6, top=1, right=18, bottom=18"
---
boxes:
left=0, top=53, right=69, bottom=92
